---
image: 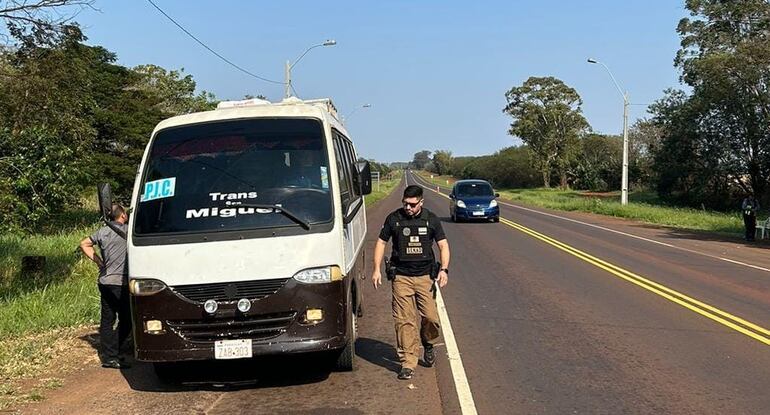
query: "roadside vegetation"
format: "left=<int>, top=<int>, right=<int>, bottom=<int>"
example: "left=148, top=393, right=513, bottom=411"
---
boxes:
left=408, top=2, right=770, bottom=222
left=0, top=195, right=102, bottom=409
left=365, top=170, right=403, bottom=207
left=415, top=171, right=744, bottom=235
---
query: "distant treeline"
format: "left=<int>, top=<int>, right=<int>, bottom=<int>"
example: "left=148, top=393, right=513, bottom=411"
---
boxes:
left=412, top=1, right=770, bottom=213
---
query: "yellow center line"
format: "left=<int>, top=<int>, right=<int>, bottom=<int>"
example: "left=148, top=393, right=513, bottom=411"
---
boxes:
left=422, top=178, right=770, bottom=346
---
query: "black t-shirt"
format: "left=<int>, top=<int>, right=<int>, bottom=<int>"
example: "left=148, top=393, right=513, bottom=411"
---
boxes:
left=378, top=207, right=446, bottom=276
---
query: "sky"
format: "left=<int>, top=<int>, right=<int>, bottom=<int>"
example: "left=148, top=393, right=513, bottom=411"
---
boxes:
left=72, top=1, right=688, bottom=163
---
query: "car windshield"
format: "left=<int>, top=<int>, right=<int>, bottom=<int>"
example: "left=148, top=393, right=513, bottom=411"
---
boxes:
left=133, top=118, right=333, bottom=235
left=456, top=183, right=494, bottom=198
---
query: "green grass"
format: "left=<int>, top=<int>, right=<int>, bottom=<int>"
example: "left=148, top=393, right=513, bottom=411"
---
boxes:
left=0, top=195, right=102, bottom=410
left=415, top=170, right=744, bottom=235
left=0, top=221, right=101, bottom=337
left=365, top=170, right=403, bottom=207
left=497, top=188, right=743, bottom=234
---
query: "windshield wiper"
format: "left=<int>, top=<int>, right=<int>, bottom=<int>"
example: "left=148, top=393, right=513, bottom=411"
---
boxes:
left=232, top=203, right=311, bottom=230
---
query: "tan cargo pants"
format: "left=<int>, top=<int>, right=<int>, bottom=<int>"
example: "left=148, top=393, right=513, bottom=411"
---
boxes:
left=392, top=274, right=441, bottom=369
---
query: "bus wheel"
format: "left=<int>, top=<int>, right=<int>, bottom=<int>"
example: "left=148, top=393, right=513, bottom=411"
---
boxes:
left=334, top=302, right=356, bottom=372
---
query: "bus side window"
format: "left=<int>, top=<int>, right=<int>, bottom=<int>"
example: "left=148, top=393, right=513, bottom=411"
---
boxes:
left=334, top=136, right=353, bottom=212
left=343, top=140, right=362, bottom=199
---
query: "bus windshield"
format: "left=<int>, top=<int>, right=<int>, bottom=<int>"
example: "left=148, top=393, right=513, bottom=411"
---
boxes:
left=134, top=118, right=333, bottom=235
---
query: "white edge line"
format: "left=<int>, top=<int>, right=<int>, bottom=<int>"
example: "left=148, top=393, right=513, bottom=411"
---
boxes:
left=436, top=287, right=478, bottom=415
left=408, top=172, right=478, bottom=415
left=409, top=172, right=770, bottom=274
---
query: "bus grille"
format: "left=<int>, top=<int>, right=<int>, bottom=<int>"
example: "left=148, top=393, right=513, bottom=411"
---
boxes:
left=170, top=278, right=290, bottom=302
left=167, top=312, right=297, bottom=342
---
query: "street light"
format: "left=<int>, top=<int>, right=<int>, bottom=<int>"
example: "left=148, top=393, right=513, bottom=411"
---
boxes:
left=588, top=58, right=630, bottom=205
left=285, top=39, right=337, bottom=98
left=342, top=103, right=371, bottom=122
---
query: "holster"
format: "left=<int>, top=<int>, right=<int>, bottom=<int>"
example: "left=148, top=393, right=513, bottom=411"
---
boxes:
left=384, top=257, right=396, bottom=281
left=430, top=261, right=441, bottom=280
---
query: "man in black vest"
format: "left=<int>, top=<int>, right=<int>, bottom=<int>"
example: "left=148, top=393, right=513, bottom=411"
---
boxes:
left=742, top=192, right=760, bottom=241
left=372, top=185, right=450, bottom=380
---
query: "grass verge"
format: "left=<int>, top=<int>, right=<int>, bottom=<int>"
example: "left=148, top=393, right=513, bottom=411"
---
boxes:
left=365, top=170, right=403, bottom=207
left=415, top=171, right=744, bottom=235
left=0, top=195, right=102, bottom=410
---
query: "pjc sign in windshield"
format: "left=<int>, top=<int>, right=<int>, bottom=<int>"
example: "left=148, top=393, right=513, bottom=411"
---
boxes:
left=141, top=177, right=176, bottom=202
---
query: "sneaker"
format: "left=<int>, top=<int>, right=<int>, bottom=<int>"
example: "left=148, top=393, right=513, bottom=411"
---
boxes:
left=422, top=345, right=436, bottom=367
left=102, top=359, right=131, bottom=369
left=397, top=367, right=414, bottom=380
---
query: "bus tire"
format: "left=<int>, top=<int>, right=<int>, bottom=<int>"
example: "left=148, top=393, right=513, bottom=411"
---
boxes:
left=334, top=301, right=356, bottom=372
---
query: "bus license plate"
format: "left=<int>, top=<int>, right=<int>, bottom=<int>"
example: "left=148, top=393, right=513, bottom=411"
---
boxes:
left=472, top=211, right=484, bottom=216
left=214, top=339, right=252, bottom=360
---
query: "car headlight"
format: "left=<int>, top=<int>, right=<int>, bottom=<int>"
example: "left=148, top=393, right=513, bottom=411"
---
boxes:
left=129, top=278, right=167, bottom=296
left=293, top=266, right=343, bottom=284
left=456, top=200, right=466, bottom=208
left=489, top=200, right=498, bottom=208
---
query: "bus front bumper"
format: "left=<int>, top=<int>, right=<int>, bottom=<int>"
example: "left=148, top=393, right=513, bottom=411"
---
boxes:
left=130, top=278, right=349, bottom=362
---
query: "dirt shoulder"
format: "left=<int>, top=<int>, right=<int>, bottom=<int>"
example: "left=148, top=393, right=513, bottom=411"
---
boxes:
left=0, top=325, right=100, bottom=413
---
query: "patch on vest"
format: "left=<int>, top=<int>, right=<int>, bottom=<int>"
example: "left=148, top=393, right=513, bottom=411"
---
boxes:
left=406, top=247, right=423, bottom=254
left=403, top=228, right=411, bottom=236
left=410, top=236, right=419, bottom=243
left=418, top=227, right=428, bottom=235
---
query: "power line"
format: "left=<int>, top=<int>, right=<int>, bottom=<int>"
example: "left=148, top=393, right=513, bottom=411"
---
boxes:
left=145, top=0, right=283, bottom=85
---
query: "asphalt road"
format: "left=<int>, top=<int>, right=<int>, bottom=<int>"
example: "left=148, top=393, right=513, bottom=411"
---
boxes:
left=20, top=172, right=770, bottom=414
left=408, top=170, right=770, bottom=414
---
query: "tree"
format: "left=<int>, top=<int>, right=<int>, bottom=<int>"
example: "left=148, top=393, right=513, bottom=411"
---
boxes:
left=669, top=0, right=770, bottom=203
left=572, top=134, right=622, bottom=191
left=503, top=76, right=589, bottom=188
left=628, top=119, right=663, bottom=190
left=411, top=150, right=432, bottom=170
left=0, top=127, right=90, bottom=233
left=1, top=0, right=94, bottom=47
left=459, top=146, right=540, bottom=188
left=431, top=150, right=453, bottom=175
left=132, top=64, right=217, bottom=116
left=0, top=26, right=217, bottom=230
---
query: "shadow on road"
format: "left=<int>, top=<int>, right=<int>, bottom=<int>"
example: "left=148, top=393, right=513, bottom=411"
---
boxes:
left=129, top=353, right=335, bottom=392
left=78, top=333, right=334, bottom=392
left=355, top=337, right=399, bottom=373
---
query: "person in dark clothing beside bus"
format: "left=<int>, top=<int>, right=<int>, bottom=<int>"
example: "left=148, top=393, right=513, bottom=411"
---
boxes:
left=79, top=203, right=132, bottom=369
left=371, top=185, right=450, bottom=380
left=742, top=193, right=760, bottom=242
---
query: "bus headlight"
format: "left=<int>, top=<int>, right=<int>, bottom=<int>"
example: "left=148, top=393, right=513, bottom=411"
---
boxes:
left=129, top=279, right=167, bottom=296
left=293, top=266, right=343, bottom=284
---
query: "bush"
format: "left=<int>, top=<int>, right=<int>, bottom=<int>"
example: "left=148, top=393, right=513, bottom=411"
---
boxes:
left=0, top=128, right=90, bottom=234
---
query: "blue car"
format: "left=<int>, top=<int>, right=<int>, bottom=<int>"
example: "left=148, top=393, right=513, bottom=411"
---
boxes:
left=449, top=179, right=500, bottom=222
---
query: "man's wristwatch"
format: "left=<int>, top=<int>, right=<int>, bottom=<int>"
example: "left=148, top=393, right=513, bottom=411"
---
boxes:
left=440, top=268, right=449, bottom=274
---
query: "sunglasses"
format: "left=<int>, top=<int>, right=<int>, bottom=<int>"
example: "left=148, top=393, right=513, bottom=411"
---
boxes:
left=402, top=200, right=422, bottom=208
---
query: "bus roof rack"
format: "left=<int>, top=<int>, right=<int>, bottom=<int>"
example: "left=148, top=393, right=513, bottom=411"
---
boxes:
left=215, top=97, right=340, bottom=121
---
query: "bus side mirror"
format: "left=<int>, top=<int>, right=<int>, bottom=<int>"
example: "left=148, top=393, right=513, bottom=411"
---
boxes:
left=97, top=183, right=113, bottom=221
left=357, top=161, right=372, bottom=195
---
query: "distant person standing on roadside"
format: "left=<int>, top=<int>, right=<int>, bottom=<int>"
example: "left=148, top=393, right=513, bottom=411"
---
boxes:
left=742, top=193, right=760, bottom=242
left=79, top=203, right=132, bottom=369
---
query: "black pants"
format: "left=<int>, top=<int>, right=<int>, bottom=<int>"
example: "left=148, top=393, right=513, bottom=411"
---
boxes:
left=98, top=284, right=132, bottom=361
left=744, top=214, right=757, bottom=241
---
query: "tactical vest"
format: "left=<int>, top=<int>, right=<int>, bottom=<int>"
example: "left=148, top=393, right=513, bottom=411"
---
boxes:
left=394, top=215, right=433, bottom=263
